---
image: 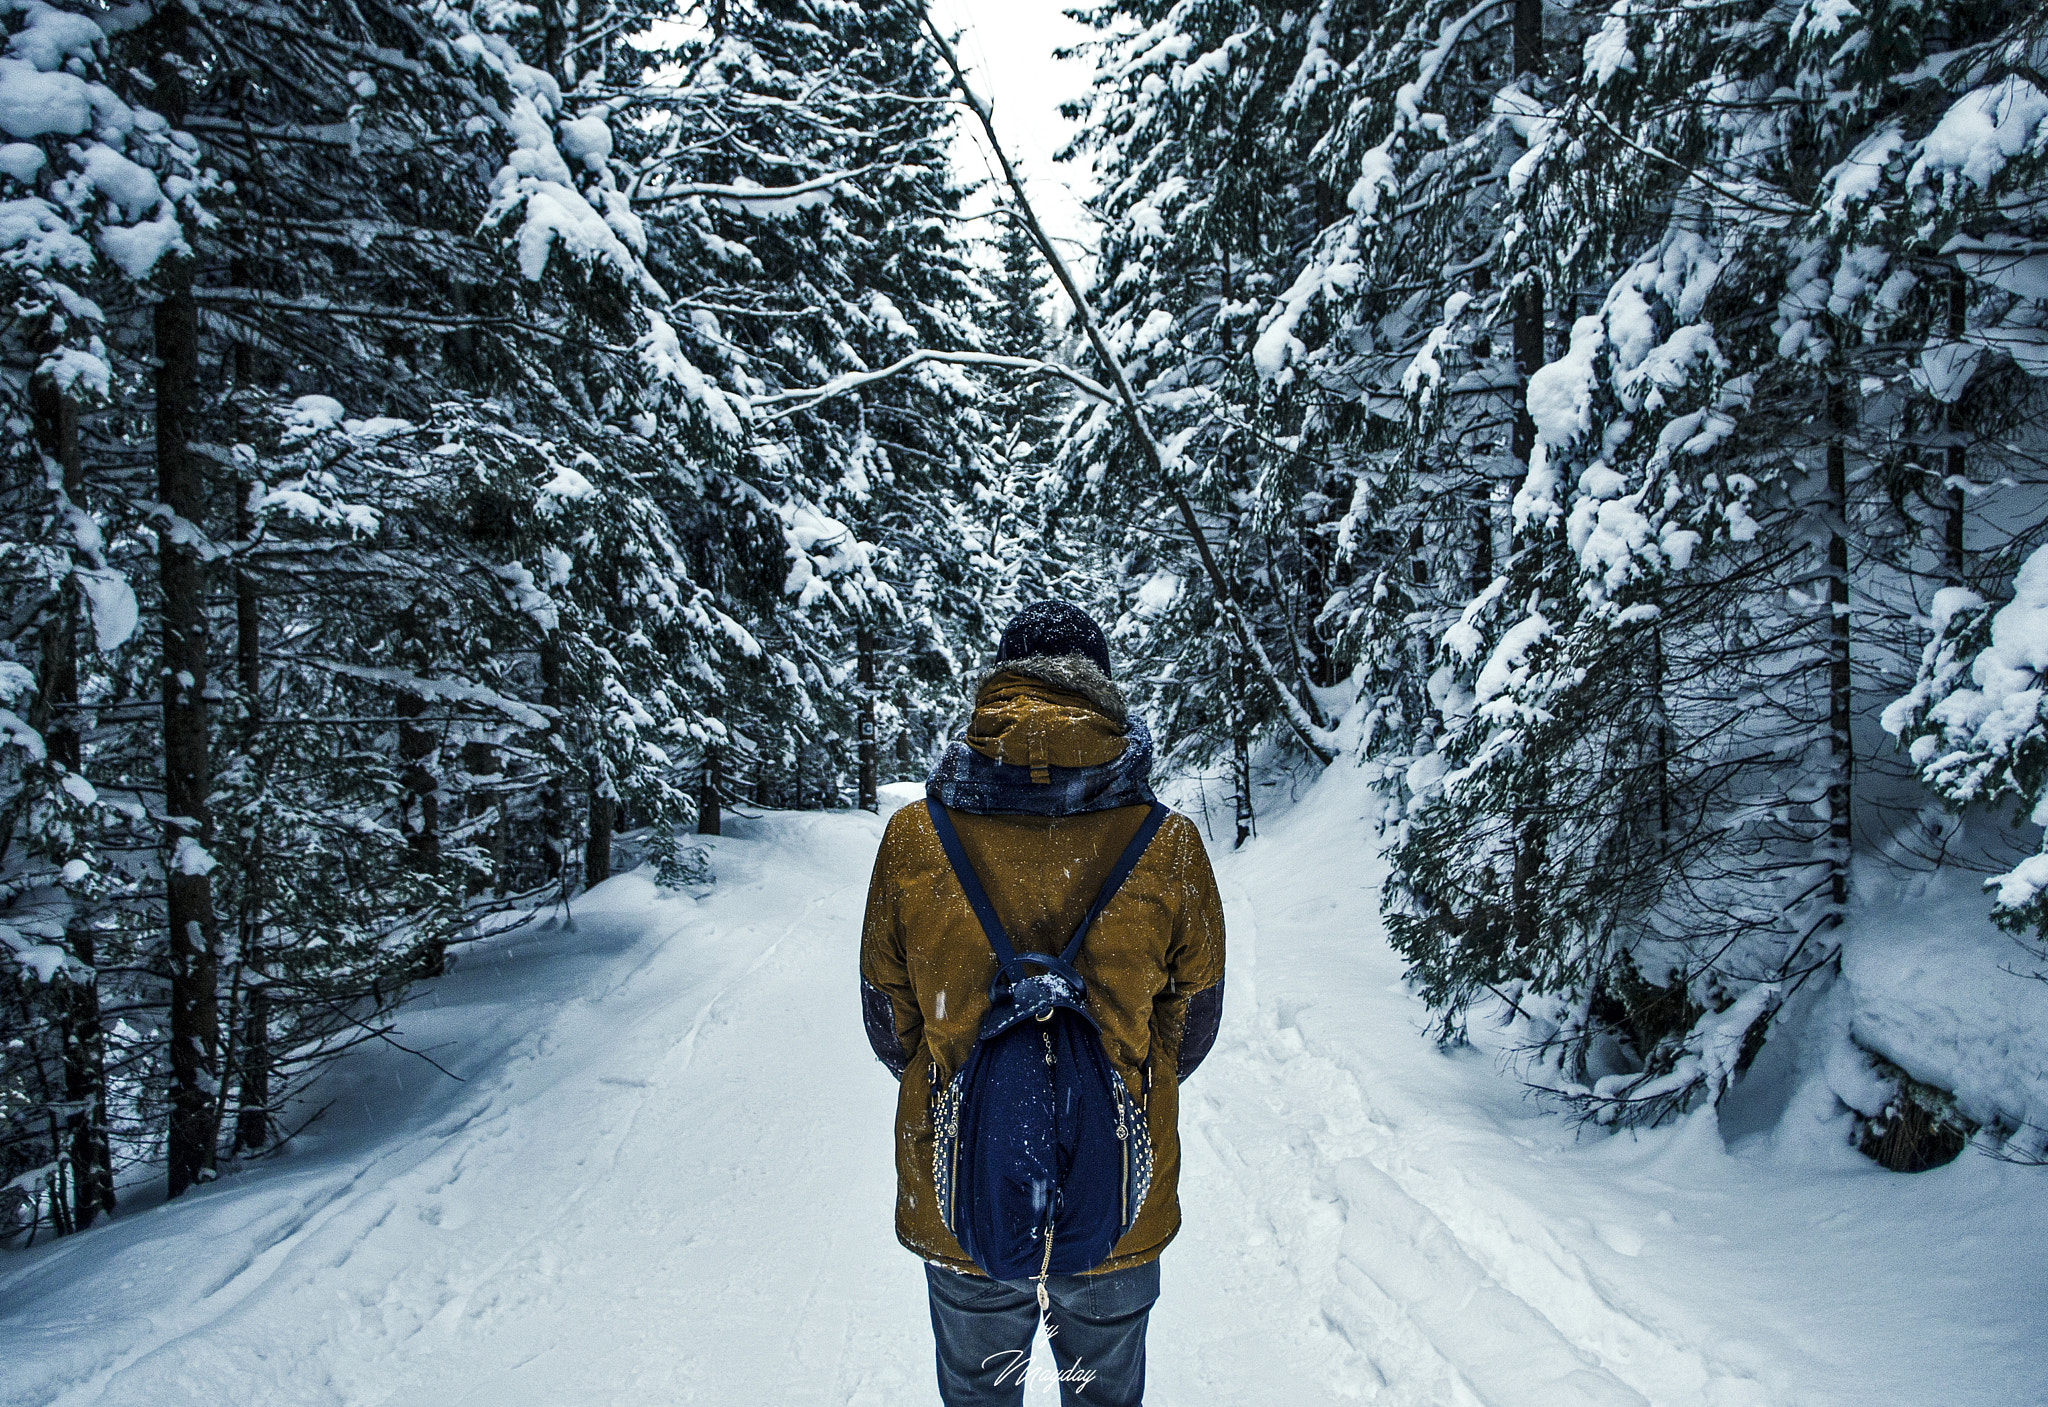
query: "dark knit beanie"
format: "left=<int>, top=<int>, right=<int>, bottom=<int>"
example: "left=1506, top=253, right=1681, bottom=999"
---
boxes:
left=995, top=600, right=1112, bottom=678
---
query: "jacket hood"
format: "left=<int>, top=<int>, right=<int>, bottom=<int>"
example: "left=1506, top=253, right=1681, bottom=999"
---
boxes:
left=926, top=654, right=1155, bottom=816
left=964, top=655, right=1129, bottom=779
left=969, top=653, right=1127, bottom=726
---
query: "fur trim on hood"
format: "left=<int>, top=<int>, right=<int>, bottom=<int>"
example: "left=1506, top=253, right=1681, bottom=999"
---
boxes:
left=972, top=652, right=1127, bottom=726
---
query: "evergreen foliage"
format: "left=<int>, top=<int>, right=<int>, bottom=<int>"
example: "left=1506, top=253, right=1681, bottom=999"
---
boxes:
left=0, top=0, right=1001, bottom=1233
left=1053, top=0, right=2048, bottom=1139
left=8, top=0, right=2048, bottom=1245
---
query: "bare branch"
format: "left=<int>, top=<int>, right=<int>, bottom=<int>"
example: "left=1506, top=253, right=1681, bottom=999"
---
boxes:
left=917, top=8, right=1339, bottom=763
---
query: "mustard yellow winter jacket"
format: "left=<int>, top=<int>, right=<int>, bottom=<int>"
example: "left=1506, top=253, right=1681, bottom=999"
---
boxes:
left=858, top=672, right=1226, bottom=1275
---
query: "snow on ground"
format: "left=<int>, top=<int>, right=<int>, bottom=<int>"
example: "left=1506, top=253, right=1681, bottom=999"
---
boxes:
left=1833, top=860, right=2048, bottom=1142
left=3, top=770, right=2044, bottom=1405
left=1164, top=763, right=2047, bottom=1406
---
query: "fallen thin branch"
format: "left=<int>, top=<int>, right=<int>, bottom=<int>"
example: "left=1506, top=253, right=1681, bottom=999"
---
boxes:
left=251, top=1100, right=335, bottom=1159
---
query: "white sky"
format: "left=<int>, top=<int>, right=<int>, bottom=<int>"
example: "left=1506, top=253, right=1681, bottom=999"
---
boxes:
left=927, top=0, right=1100, bottom=264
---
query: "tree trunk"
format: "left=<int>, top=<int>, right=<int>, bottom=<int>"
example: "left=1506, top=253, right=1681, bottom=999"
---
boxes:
left=30, top=351, right=111, bottom=1227
left=1825, top=377, right=1853, bottom=917
left=539, top=0, right=567, bottom=77
left=235, top=484, right=260, bottom=721
left=396, top=681, right=442, bottom=948
left=585, top=772, right=613, bottom=889
left=1652, top=623, right=1671, bottom=859
left=1504, top=32, right=1549, bottom=925
left=1511, top=275, right=1544, bottom=470
left=1231, top=647, right=1254, bottom=849
left=1462, top=265, right=1498, bottom=594
left=216, top=287, right=261, bottom=1161
left=42, top=1111, right=73, bottom=1238
left=1514, top=0, right=1545, bottom=77
left=30, top=368, right=81, bottom=777
left=1304, top=521, right=1340, bottom=688
left=231, top=976, right=271, bottom=1156
left=396, top=606, right=441, bottom=870
left=1512, top=800, right=1547, bottom=955
left=157, top=255, right=220, bottom=1201
left=1509, top=1, right=1545, bottom=474
left=1504, top=0, right=1549, bottom=961
left=61, top=938, right=113, bottom=1226
left=574, top=0, right=605, bottom=79
left=857, top=625, right=878, bottom=812
left=231, top=437, right=271, bottom=1154
left=1470, top=485, right=1494, bottom=597
left=698, top=750, right=721, bottom=836
left=540, top=631, right=567, bottom=884
left=462, top=740, right=504, bottom=897
left=1944, top=270, right=1967, bottom=586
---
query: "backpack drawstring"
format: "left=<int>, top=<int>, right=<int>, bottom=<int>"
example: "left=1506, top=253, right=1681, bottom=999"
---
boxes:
left=1037, top=1028, right=1056, bottom=1310
left=1035, top=1221, right=1054, bottom=1311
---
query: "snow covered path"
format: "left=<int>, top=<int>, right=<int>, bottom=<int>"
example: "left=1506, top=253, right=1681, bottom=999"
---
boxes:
left=1, top=808, right=931, bottom=1407
left=3, top=778, right=2043, bottom=1405
left=1164, top=778, right=2042, bottom=1407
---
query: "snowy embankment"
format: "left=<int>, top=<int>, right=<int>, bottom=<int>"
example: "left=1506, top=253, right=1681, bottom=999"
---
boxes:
left=3, top=772, right=2044, bottom=1406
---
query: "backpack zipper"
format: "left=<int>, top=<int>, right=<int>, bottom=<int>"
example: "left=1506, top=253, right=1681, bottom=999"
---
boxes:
left=1115, top=1080, right=1130, bottom=1229
left=932, top=1059, right=962, bottom=1231
left=1119, top=1131, right=1129, bottom=1229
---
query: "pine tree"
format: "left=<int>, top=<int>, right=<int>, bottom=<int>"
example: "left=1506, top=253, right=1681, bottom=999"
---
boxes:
left=0, top=0, right=203, bottom=1223
left=1389, top=0, right=2048, bottom=1126
left=627, top=0, right=1004, bottom=805
left=1876, top=8, right=2048, bottom=952
left=3, top=0, right=983, bottom=1223
left=1051, top=0, right=1347, bottom=816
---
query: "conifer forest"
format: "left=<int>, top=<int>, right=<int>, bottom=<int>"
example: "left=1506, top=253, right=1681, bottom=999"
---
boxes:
left=3, top=0, right=2046, bottom=1284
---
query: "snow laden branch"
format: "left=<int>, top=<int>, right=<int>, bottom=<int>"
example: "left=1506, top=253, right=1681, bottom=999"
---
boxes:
left=752, top=350, right=1115, bottom=422
left=631, top=163, right=894, bottom=208
left=1255, top=0, right=1513, bottom=381
left=1577, top=104, right=1806, bottom=221
left=918, top=8, right=1340, bottom=766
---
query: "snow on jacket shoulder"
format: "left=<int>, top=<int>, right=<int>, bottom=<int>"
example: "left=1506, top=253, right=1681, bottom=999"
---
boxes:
left=858, top=667, right=1226, bottom=1277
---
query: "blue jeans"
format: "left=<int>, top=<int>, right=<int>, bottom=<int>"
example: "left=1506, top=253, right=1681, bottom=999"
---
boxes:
left=925, top=1259, right=1161, bottom=1406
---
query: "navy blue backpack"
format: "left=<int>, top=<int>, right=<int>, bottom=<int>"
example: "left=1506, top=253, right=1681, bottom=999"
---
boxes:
left=925, top=798, right=1163, bottom=1304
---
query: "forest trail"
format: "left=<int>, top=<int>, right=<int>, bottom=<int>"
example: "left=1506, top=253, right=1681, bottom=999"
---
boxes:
left=2, top=773, right=2041, bottom=1407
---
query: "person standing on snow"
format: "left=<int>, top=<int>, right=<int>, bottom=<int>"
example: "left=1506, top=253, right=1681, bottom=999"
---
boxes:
left=860, top=601, right=1225, bottom=1407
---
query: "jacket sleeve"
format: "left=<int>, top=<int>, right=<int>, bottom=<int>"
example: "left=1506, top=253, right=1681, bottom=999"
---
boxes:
left=1177, top=977, right=1223, bottom=1082
left=859, top=809, right=923, bottom=1081
left=1158, top=814, right=1226, bottom=1083
left=862, top=976, right=909, bottom=1079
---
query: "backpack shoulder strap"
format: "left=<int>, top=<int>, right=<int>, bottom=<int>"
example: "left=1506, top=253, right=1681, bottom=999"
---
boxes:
left=926, top=799, right=1027, bottom=979
left=927, top=798, right=1172, bottom=983
left=1060, top=802, right=1169, bottom=966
